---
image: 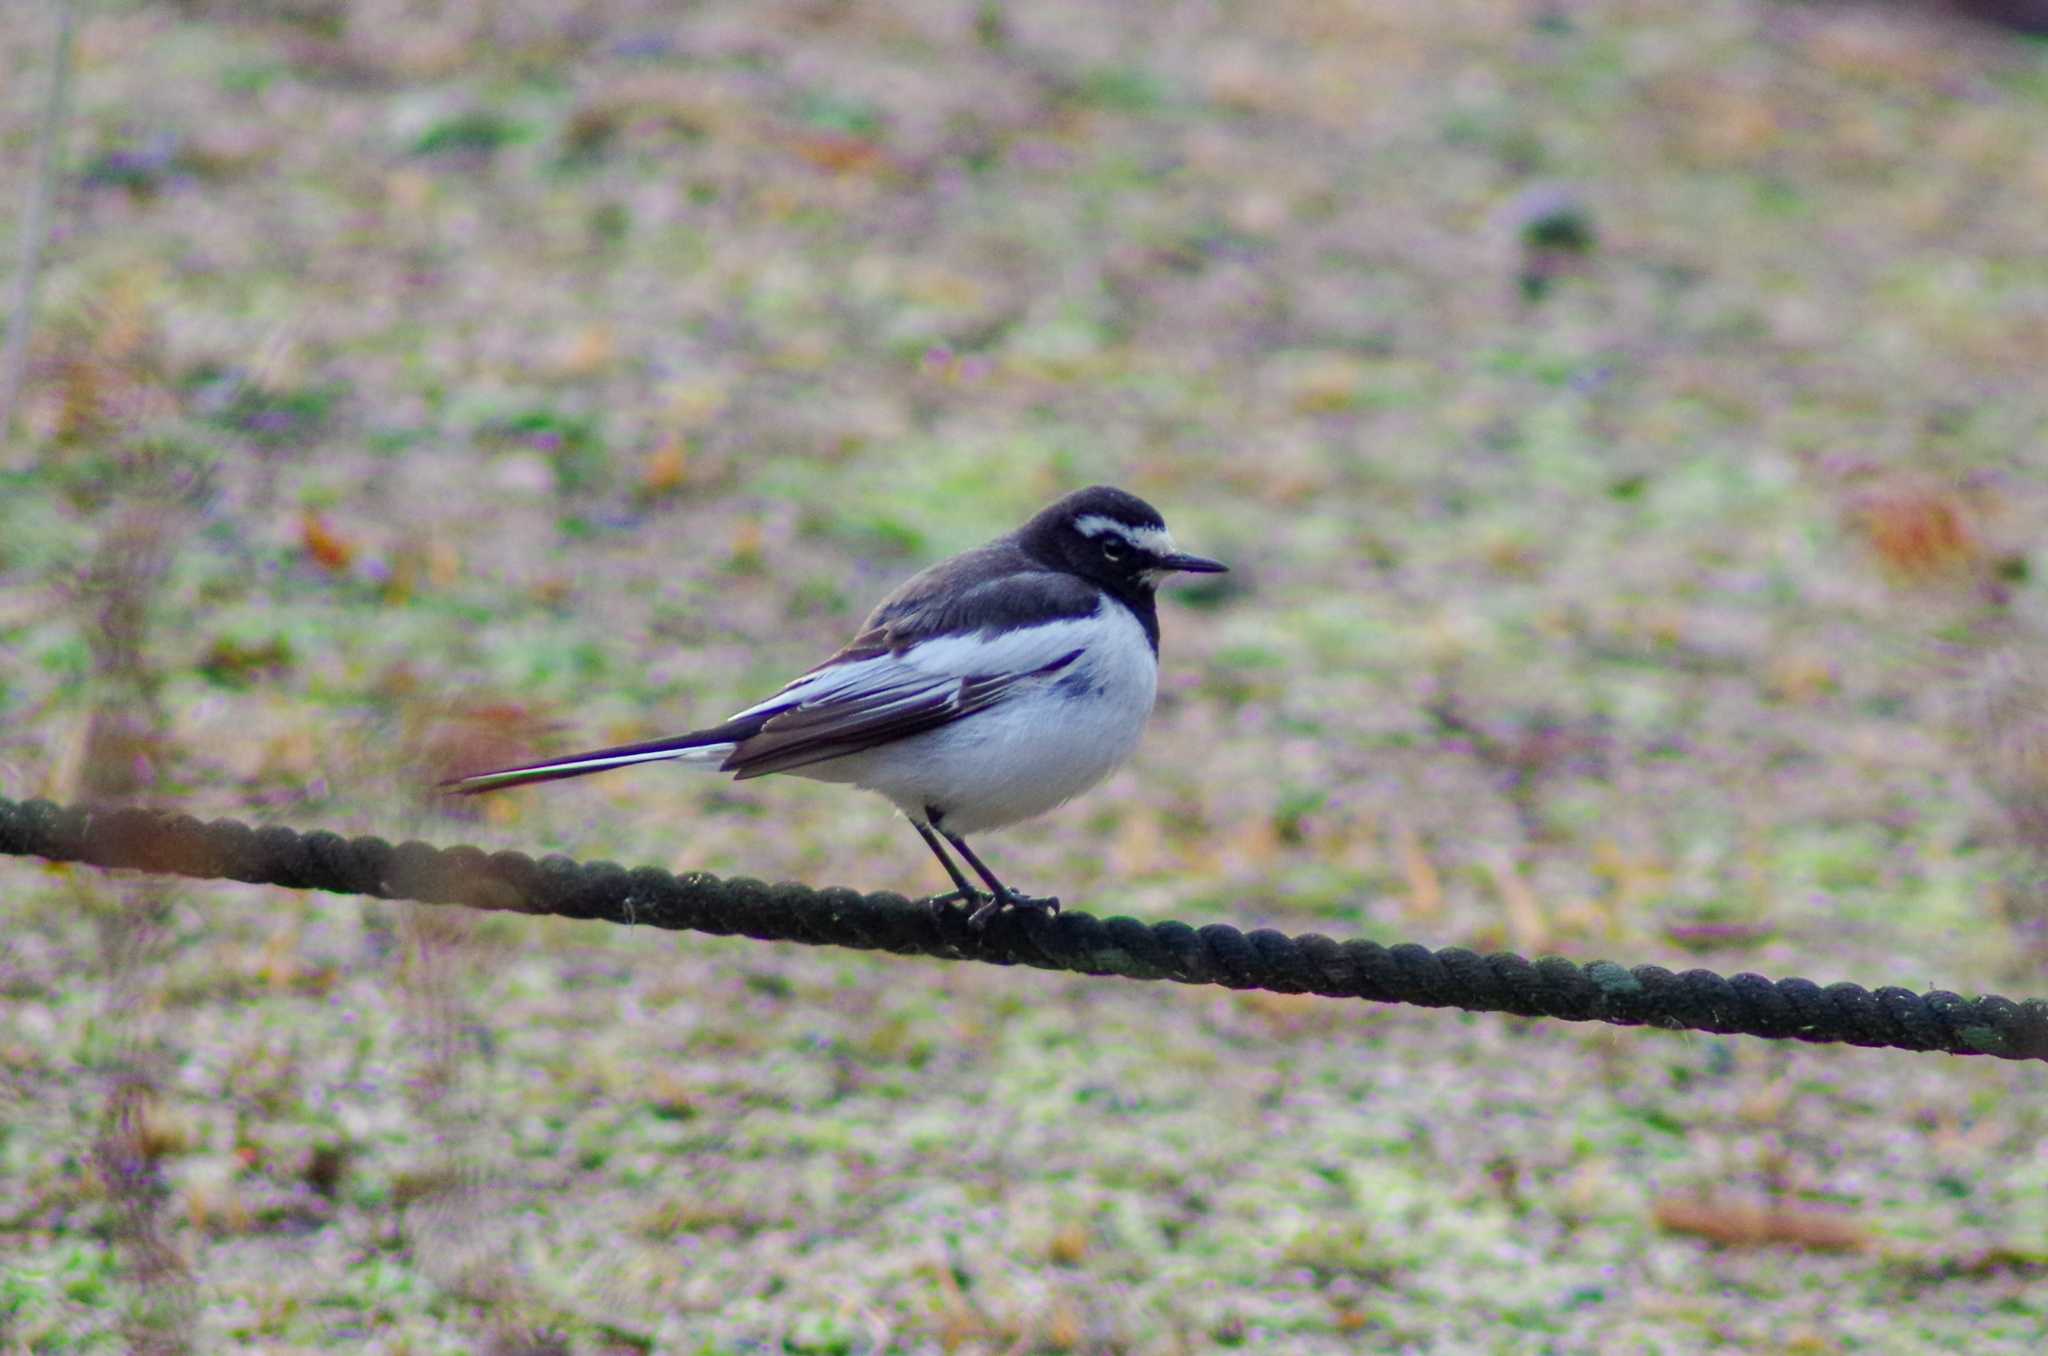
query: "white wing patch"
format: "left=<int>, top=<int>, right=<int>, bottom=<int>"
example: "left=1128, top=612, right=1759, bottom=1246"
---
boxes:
left=711, top=606, right=1114, bottom=779
left=810, top=598, right=1160, bottom=832
left=733, top=608, right=1115, bottom=722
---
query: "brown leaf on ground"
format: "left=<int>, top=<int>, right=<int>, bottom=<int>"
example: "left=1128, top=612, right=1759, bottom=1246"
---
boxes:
left=637, top=435, right=691, bottom=501
left=1486, top=852, right=1550, bottom=954
left=1653, top=1193, right=1869, bottom=1253
left=540, top=324, right=617, bottom=381
left=783, top=130, right=894, bottom=177
left=1394, top=822, right=1443, bottom=920
left=1845, top=475, right=1983, bottom=583
left=299, top=511, right=356, bottom=573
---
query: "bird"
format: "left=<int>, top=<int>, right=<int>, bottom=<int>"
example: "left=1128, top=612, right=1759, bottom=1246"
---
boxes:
left=443, top=485, right=1226, bottom=927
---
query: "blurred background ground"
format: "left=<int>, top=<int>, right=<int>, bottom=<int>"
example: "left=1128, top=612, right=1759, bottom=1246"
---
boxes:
left=3, top=0, right=2047, bottom=1351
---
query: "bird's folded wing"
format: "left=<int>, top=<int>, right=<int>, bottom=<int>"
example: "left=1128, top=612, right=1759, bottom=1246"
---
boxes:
left=722, top=646, right=1083, bottom=779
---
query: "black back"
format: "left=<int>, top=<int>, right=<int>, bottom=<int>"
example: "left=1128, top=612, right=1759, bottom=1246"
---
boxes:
left=817, top=486, right=1174, bottom=668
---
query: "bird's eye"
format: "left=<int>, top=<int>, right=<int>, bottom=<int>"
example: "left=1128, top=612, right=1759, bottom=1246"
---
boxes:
left=1101, top=542, right=1127, bottom=561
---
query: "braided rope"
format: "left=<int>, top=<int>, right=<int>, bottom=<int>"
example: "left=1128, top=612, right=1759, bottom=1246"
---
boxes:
left=3, top=795, right=2043, bottom=1062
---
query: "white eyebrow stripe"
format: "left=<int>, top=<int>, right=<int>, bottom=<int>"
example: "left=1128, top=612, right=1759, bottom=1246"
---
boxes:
left=1073, top=516, right=1176, bottom=555
left=1130, top=526, right=1176, bottom=555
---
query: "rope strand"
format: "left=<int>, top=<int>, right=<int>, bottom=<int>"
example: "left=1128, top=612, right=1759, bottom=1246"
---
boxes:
left=4, top=795, right=2043, bottom=1062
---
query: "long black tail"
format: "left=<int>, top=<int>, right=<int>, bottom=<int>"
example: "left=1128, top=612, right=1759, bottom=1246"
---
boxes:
left=439, top=714, right=771, bottom=794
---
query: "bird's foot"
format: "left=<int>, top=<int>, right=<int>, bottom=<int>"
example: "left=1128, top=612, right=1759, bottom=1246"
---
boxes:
left=926, top=888, right=1060, bottom=929
left=966, top=890, right=1060, bottom=931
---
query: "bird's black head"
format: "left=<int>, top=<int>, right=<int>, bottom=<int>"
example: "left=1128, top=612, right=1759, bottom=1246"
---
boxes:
left=1017, top=485, right=1227, bottom=595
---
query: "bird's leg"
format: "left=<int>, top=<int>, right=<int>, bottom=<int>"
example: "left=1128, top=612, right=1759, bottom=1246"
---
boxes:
left=938, top=828, right=1060, bottom=929
left=912, top=819, right=988, bottom=913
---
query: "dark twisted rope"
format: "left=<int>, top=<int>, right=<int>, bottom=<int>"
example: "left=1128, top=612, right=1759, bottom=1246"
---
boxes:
left=3, top=795, right=2044, bottom=1062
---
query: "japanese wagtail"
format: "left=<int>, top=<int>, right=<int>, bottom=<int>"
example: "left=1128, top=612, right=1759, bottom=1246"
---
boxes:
left=444, top=486, right=1225, bottom=927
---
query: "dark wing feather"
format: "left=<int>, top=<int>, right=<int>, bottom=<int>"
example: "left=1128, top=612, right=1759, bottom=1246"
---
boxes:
left=718, top=565, right=1102, bottom=778
left=724, top=647, right=1082, bottom=779
left=799, top=547, right=1102, bottom=670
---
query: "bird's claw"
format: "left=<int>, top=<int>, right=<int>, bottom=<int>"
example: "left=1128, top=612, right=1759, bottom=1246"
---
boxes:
left=967, top=890, right=1059, bottom=930
left=928, top=889, right=1061, bottom=930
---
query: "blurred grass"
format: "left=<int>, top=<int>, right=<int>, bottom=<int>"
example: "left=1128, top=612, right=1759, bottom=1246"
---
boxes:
left=3, top=0, right=2048, bottom=1351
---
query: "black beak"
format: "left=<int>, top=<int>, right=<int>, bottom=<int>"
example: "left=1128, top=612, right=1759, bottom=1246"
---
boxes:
left=1161, top=551, right=1228, bottom=574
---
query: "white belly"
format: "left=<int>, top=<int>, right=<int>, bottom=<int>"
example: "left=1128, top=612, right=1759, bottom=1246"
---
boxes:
left=792, top=605, right=1159, bottom=835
